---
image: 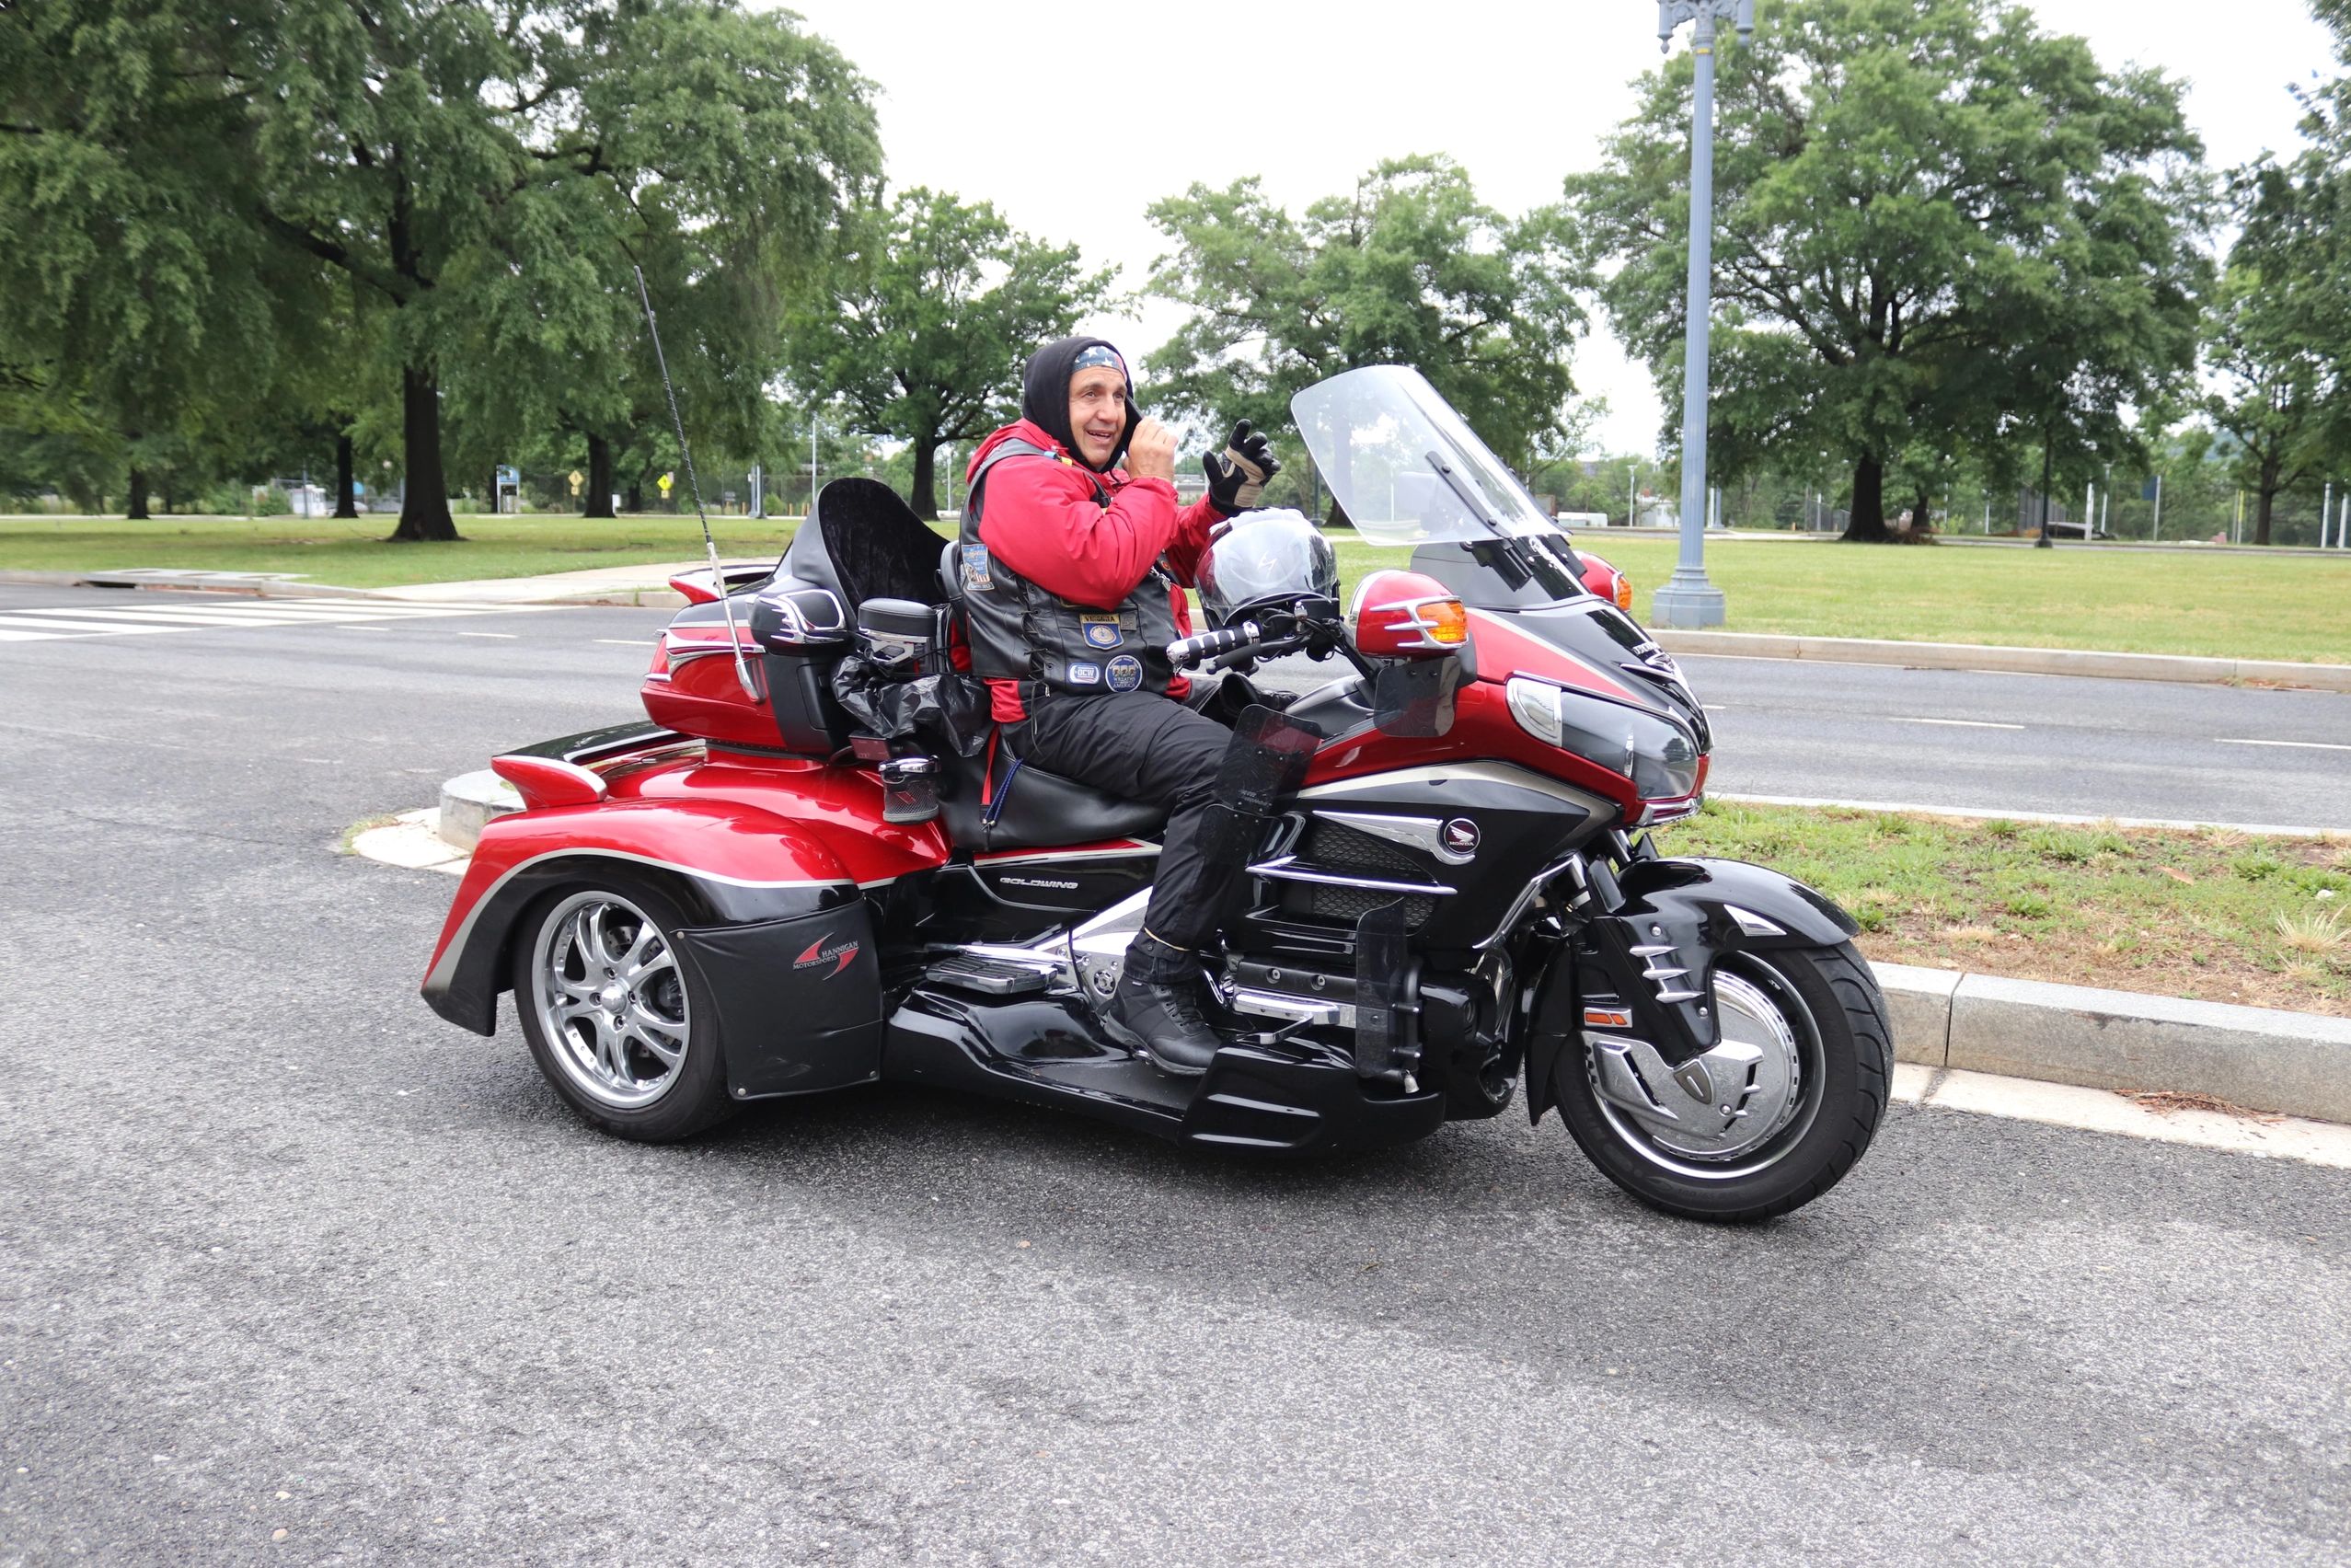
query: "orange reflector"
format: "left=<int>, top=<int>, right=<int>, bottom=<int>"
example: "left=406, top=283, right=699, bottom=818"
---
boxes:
left=1614, top=575, right=1633, bottom=612
left=1584, top=1008, right=1632, bottom=1029
left=1423, top=597, right=1469, bottom=645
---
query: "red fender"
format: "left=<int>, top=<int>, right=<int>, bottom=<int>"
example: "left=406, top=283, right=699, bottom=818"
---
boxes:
left=421, top=797, right=867, bottom=1035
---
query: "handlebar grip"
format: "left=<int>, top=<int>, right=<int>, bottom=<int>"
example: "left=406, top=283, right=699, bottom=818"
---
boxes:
left=1165, top=623, right=1257, bottom=669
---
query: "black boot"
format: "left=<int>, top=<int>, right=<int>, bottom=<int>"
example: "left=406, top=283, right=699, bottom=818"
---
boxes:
left=1105, top=930, right=1225, bottom=1077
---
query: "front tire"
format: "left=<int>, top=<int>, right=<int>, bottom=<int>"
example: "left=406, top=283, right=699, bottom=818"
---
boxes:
left=510, top=874, right=734, bottom=1143
left=1555, top=944, right=1889, bottom=1222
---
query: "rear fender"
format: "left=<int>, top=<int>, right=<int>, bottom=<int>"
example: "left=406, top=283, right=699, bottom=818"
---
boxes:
left=420, top=798, right=860, bottom=1039
left=1526, top=858, right=1860, bottom=1119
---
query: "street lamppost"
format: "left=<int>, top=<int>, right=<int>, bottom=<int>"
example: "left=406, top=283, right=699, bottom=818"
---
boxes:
left=1649, top=0, right=1752, bottom=628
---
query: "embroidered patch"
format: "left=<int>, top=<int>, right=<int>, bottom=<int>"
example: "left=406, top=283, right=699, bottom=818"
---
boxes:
left=961, top=543, right=993, bottom=591
left=1082, top=620, right=1124, bottom=649
left=1067, top=662, right=1101, bottom=686
left=1106, top=654, right=1144, bottom=692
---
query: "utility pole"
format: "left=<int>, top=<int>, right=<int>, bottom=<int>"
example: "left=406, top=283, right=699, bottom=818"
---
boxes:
left=2151, top=472, right=2162, bottom=541
left=1628, top=464, right=1638, bottom=528
left=1648, top=0, right=1752, bottom=627
left=809, top=420, right=820, bottom=519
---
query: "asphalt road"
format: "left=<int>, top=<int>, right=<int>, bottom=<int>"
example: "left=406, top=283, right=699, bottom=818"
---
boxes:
left=3, top=587, right=2349, bottom=1564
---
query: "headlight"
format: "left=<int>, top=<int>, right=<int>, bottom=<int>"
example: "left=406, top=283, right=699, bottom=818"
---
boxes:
left=1505, top=675, right=1701, bottom=801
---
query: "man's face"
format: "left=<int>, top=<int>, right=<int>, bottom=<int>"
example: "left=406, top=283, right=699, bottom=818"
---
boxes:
left=1067, top=367, right=1128, bottom=468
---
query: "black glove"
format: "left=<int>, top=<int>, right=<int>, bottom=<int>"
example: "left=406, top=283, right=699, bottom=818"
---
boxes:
left=1203, top=420, right=1281, bottom=513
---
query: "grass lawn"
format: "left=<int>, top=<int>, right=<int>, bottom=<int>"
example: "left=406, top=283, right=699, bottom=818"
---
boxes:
left=6, top=512, right=2350, bottom=663
left=1653, top=800, right=2351, bottom=1016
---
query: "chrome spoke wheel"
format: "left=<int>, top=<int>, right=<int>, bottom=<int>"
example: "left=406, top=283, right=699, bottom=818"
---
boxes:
left=530, top=891, right=691, bottom=1111
left=1585, top=961, right=1823, bottom=1182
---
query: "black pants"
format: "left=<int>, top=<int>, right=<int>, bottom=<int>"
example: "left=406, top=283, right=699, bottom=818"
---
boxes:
left=1008, top=691, right=1238, bottom=951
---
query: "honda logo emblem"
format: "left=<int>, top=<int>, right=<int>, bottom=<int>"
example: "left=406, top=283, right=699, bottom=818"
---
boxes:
left=1440, top=818, right=1481, bottom=857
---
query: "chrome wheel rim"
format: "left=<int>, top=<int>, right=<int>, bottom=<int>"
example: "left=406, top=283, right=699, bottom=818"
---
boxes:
left=530, top=892, right=690, bottom=1110
left=1585, top=962, right=1823, bottom=1181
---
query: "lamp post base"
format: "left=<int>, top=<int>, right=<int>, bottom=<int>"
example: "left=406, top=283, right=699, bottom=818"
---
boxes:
left=1649, top=571, right=1727, bottom=628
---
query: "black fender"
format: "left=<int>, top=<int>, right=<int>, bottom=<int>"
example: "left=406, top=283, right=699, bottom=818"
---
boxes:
left=1525, top=858, right=1859, bottom=1121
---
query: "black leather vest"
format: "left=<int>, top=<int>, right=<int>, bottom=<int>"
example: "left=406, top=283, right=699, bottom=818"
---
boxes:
left=957, top=439, right=1182, bottom=699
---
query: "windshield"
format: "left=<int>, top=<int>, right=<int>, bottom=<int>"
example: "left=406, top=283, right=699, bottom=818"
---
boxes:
left=1291, top=365, right=1559, bottom=546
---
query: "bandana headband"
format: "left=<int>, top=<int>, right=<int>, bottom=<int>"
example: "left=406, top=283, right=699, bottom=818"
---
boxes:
left=1071, top=344, right=1127, bottom=378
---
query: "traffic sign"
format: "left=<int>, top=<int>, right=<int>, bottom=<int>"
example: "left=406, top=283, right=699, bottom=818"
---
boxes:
left=657, top=472, right=674, bottom=496
left=568, top=470, right=583, bottom=495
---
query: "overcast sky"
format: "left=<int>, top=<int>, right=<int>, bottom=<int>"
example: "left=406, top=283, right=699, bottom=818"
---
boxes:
left=771, top=0, right=2339, bottom=455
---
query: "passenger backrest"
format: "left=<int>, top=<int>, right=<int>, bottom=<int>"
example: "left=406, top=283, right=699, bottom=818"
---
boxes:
left=780, top=477, right=950, bottom=612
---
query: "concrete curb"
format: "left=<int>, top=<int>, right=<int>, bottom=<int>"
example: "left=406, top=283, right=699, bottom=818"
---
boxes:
left=438, top=769, right=522, bottom=851
left=1874, top=961, right=2351, bottom=1124
left=1654, top=628, right=2351, bottom=692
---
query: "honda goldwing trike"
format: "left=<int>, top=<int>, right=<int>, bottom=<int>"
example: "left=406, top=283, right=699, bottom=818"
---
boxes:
left=421, top=365, right=1889, bottom=1221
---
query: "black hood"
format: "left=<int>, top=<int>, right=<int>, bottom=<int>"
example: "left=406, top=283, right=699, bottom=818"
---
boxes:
left=1021, top=335, right=1139, bottom=473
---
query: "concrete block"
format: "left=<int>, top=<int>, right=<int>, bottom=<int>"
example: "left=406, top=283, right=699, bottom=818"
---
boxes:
left=1948, top=973, right=2351, bottom=1124
left=1868, top=961, right=1956, bottom=1067
left=438, top=769, right=523, bottom=851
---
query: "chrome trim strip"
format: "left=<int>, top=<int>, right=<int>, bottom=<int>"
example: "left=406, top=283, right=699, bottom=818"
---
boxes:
left=1474, top=853, right=1581, bottom=949
left=422, top=847, right=853, bottom=994
left=1295, top=761, right=1609, bottom=813
left=1244, top=856, right=1456, bottom=896
left=1313, top=810, right=1474, bottom=866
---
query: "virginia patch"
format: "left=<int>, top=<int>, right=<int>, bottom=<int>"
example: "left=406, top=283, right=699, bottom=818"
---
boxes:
left=1067, top=662, right=1101, bottom=686
left=1106, top=654, right=1144, bottom=692
left=1082, top=620, right=1124, bottom=649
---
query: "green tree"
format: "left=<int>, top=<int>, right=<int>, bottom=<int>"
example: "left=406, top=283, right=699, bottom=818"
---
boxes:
left=1569, top=0, right=2207, bottom=542
left=0, top=0, right=325, bottom=519
left=1144, top=156, right=1587, bottom=475
left=2200, top=164, right=2342, bottom=547
left=2, top=2, right=879, bottom=542
left=782, top=189, right=1109, bottom=520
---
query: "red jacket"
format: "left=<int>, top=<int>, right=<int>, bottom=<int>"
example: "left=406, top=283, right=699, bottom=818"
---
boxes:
left=964, top=420, right=1226, bottom=720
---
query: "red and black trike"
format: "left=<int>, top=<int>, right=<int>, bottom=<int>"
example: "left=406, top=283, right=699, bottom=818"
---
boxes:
left=421, top=366, right=1888, bottom=1221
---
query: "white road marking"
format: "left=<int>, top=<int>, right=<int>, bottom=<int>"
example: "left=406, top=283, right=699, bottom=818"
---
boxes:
left=457, top=631, right=519, bottom=640
left=0, top=597, right=552, bottom=644
left=0, top=616, right=184, bottom=635
left=1884, top=716, right=2026, bottom=730
left=2215, top=737, right=2351, bottom=754
left=594, top=639, right=651, bottom=646
left=1911, top=1066, right=2351, bottom=1170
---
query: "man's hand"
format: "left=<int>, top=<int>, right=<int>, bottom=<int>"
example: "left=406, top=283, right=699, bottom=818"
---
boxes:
left=1204, top=420, right=1281, bottom=513
left=1127, top=418, right=1178, bottom=483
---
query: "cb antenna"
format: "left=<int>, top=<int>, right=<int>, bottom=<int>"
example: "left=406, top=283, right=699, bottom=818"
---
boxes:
left=634, top=264, right=756, bottom=700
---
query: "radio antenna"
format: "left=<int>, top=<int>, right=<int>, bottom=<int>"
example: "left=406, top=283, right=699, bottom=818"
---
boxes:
left=634, top=264, right=756, bottom=699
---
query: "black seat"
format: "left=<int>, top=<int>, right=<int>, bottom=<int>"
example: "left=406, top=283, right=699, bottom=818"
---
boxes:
left=938, top=748, right=1166, bottom=852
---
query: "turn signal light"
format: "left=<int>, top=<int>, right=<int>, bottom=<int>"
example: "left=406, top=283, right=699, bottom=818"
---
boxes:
left=1613, top=573, right=1633, bottom=612
left=1352, top=569, right=1470, bottom=659
left=1584, top=1008, right=1633, bottom=1029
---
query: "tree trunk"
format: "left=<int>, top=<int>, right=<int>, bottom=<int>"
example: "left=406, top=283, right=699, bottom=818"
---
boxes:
left=387, top=364, right=459, bottom=541
left=908, top=437, right=939, bottom=521
left=1910, top=484, right=1932, bottom=537
left=584, top=434, right=616, bottom=519
left=126, top=465, right=149, bottom=521
left=624, top=480, right=643, bottom=513
left=1840, top=454, right=1890, bottom=541
left=333, top=433, right=359, bottom=518
left=2255, top=455, right=2279, bottom=547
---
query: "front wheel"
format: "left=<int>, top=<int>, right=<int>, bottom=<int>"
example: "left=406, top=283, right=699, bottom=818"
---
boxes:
left=1555, top=944, right=1890, bottom=1222
left=510, top=874, right=735, bottom=1143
